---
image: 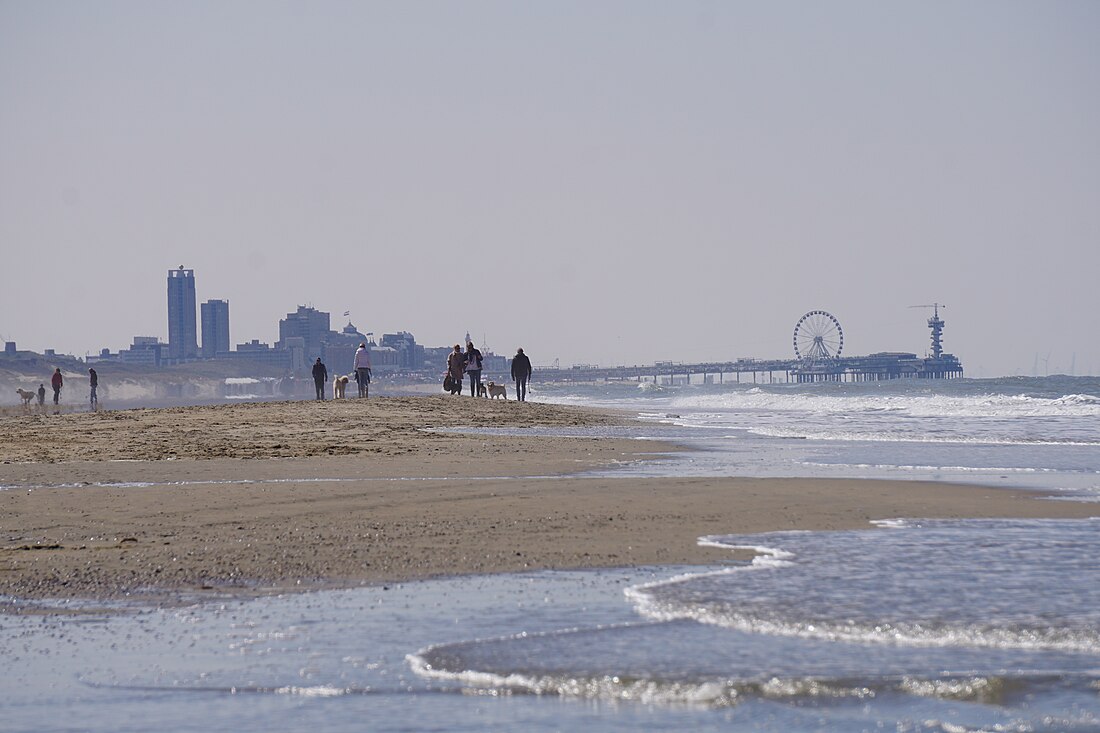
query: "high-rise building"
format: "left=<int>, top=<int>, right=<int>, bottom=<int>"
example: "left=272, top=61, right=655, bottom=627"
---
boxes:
left=167, top=266, right=198, bottom=360
left=277, top=305, right=330, bottom=358
left=200, top=299, right=231, bottom=358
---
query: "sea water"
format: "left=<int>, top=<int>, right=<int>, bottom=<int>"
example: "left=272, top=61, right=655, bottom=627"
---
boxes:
left=3, top=376, right=1099, bottom=731
left=531, top=375, right=1100, bottom=498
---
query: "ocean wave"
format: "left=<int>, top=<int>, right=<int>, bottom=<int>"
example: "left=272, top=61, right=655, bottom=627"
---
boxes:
left=626, top=523, right=1100, bottom=654
left=410, top=653, right=891, bottom=707
left=799, top=462, right=1095, bottom=474
left=629, top=591, right=1100, bottom=653
left=409, top=647, right=1087, bottom=711
left=667, top=389, right=1100, bottom=419
left=748, top=425, right=1100, bottom=447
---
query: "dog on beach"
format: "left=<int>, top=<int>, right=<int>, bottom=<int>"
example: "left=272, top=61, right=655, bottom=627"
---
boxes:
left=485, top=381, right=507, bottom=400
left=333, top=374, right=349, bottom=399
left=16, top=388, right=35, bottom=406
left=476, top=381, right=487, bottom=397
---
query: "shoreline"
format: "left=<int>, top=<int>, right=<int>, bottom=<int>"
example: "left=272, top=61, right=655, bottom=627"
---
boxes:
left=2, top=397, right=1096, bottom=609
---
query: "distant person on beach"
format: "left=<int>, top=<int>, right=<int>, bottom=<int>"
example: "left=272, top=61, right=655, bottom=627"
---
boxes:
left=464, top=341, right=483, bottom=397
left=353, top=343, right=372, bottom=398
left=446, top=344, right=465, bottom=395
left=511, top=347, right=532, bottom=402
left=88, top=367, right=98, bottom=409
left=50, top=368, right=63, bottom=405
left=312, top=357, right=328, bottom=401
left=37, top=384, right=45, bottom=406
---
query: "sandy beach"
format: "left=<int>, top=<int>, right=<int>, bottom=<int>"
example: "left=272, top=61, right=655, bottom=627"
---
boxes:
left=2, top=397, right=1095, bottom=608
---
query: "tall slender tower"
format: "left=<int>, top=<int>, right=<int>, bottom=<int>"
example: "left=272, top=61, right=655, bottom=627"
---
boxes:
left=201, top=299, right=230, bottom=358
left=927, top=303, right=945, bottom=359
left=167, top=266, right=198, bottom=360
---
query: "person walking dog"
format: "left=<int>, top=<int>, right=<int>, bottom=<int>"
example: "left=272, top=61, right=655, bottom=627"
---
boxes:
left=511, top=347, right=532, bottom=402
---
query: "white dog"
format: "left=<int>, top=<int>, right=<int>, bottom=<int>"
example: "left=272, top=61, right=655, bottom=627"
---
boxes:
left=16, top=388, right=35, bottom=406
left=333, top=374, right=349, bottom=399
left=485, top=381, right=507, bottom=400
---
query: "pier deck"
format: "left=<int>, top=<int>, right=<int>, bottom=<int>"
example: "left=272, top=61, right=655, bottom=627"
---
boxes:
left=527, top=353, right=963, bottom=385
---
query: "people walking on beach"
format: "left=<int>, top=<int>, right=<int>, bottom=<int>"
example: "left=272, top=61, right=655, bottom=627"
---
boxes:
left=446, top=344, right=465, bottom=395
left=511, top=347, right=532, bottom=402
left=353, top=343, right=372, bottom=398
left=464, top=341, right=483, bottom=397
left=312, top=357, right=328, bottom=401
left=37, top=383, right=45, bottom=406
left=50, top=368, right=63, bottom=405
left=88, top=367, right=98, bottom=409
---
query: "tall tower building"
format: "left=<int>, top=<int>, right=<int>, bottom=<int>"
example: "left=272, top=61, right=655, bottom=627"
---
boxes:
left=167, top=266, right=198, bottom=360
left=277, top=305, right=331, bottom=358
left=200, top=299, right=230, bottom=358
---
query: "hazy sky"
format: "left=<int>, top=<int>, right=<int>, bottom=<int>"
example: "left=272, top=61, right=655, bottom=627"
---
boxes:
left=2, top=1, right=1097, bottom=376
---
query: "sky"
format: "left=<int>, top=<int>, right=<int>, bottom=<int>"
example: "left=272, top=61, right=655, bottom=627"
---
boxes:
left=1, top=1, right=1098, bottom=377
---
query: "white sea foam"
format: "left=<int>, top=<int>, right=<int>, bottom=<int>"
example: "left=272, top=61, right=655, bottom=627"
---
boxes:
left=409, top=648, right=905, bottom=707
left=627, top=524, right=1100, bottom=654
left=668, top=389, right=1100, bottom=420
left=630, top=589, right=1100, bottom=653
left=751, top=425, right=1100, bottom=446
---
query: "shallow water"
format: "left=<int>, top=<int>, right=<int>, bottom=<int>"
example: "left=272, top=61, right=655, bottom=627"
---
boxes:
left=4, top=376, right=1099, bottom=731
left=5, top=521, right=1100, bottom=732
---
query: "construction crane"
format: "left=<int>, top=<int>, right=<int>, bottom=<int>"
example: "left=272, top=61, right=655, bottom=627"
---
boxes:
left=909, top=303, right=946, bottom=359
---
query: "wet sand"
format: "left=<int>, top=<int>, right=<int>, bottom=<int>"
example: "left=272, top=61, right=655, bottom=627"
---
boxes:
left=1, top=397, right=1095, bottom=608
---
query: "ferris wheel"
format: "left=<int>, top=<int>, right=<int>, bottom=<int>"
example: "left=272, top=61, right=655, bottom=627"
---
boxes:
left=793, top=310, right=844, bottom=360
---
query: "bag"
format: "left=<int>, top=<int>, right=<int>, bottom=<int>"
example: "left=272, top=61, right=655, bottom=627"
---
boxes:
left=443, top=375, right=454, bottom=392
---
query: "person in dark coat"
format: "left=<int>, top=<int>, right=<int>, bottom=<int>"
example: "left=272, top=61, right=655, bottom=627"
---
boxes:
left=311, top=357, right=328, bottom=401
left=88, top=367, right=98, bottom=409
left=50, top=368, right=63, bottom=405
left=511, top=348, right=533, bottom=402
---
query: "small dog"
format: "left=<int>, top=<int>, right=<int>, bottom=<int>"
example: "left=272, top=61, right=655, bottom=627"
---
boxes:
left=476, top=381, right=487, bottom=397
left=333, top=374, right=349, bottom=399
left=16, top=388, right=35, bottom=406
left=485, top=381, right=507, bottom=400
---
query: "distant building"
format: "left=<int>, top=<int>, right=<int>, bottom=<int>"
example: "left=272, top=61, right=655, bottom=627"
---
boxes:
left=167, top=267, right=198, bottom=361
left=277, top=305, right=330, bottom=359
left=87, top=348, right=119, bottom=364
left=200, top=299, right=231, bottom=358
left=228, top=339, right=290, bottom=370
left=380, top=331, right=423, bottom=369
left=4, top=341, right=15, bottom=354
left=283, top=336, right=307, bottom=372
left=322, top=321, right=371, bottom=376
left=369, top=345, right=401, bottom=372
left=119, top=336, right=167, bottom=366
left=421, top=346, right=454, bottom=373
left=482, top=351, right=507, bottom=373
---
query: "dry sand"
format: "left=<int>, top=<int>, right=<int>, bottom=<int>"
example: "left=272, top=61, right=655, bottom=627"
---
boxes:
left=1, top=397, right=1095, bottom=608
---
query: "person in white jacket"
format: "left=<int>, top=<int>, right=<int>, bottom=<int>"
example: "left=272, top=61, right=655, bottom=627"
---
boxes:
left=353, top=343, right=372, bottom=398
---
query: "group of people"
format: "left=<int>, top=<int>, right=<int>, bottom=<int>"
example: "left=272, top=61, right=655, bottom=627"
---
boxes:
left=308, top=340, right=534, bottom=402
left=32, top=367, right=98, bottom=408
left=311, top=342, right=372, bottom=400
left=447, top=342, right=532, bottom=402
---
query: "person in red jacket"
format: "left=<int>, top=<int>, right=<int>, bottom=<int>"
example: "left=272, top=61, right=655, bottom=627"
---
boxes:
left=50, top=368, right=63, bottom=405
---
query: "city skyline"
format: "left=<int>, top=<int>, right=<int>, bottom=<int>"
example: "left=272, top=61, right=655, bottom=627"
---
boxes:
left=2, top=3, right=1098, bottom=376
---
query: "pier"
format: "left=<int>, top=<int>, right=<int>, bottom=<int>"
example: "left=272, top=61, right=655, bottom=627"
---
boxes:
left=528, top=306, right=964, bottom=385
left=530, top=352, right=963, bottom=385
